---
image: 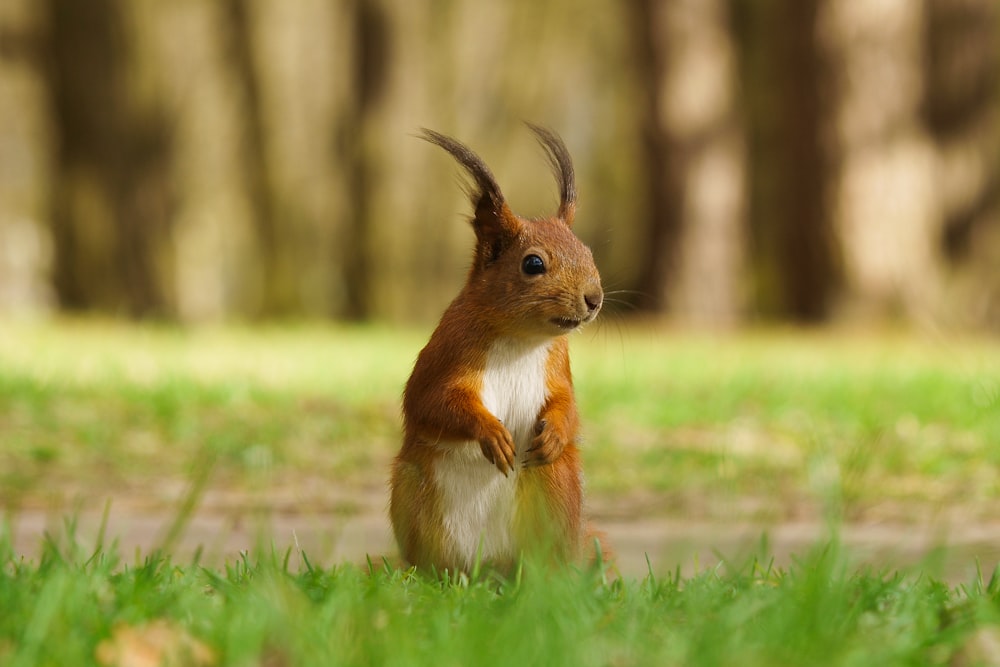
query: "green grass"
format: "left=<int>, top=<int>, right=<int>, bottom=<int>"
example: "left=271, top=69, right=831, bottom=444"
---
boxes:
left=0, top=322, right=411, bottom=512
left=577, top=328, right=1000, bottom=519
left=1, top=320, right=997, bottom=520
left=3, top=529, right=1000, bottom=666
left=2, top=320, right=1000, bottom=664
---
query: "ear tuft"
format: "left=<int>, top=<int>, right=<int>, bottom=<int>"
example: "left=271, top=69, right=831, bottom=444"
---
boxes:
left=419, top=129, right=506, bottom=214
left=525, top=123, right=576, bottom=225
left=420, top=129, right=520, bottom=271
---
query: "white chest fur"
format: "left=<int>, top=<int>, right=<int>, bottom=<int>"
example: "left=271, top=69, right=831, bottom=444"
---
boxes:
left=479, top=339, right=552, bottom=454
left=433, top=338, right=552, bottom=569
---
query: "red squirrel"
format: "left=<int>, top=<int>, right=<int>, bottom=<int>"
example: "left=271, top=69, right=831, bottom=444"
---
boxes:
left=389, top=126, right=603, bottom=573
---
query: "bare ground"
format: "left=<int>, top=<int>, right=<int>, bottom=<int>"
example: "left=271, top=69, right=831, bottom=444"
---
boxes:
left=8, top=486, right=1000, bottom=583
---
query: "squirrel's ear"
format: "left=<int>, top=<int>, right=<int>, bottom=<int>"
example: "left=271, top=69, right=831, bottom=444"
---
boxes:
left=420, top=128, right=521, bottom=267
left=526, top=123, right=576, bottom=227
left=470, top=201, right=520, bottom=270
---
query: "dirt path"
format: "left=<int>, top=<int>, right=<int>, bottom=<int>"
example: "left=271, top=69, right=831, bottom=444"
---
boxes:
left=9, top=495, right=1000, bottom=582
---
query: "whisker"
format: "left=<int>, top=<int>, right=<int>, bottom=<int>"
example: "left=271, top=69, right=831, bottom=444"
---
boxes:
left=603, top=288, right=645, bottom=296
left=602, top=297, right=639, bottom=311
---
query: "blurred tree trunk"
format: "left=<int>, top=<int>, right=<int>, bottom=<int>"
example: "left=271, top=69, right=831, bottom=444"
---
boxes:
left=627, top=0, right=745, bottom=323
left=923, top=0, right=1000, bottom=261
left=221, top=0, right=285, bottom=317
left=732, top=0, right=839, bottom=322
left=627, top=0, right=687, bottom=314
left=339, top=0, right=388, bottom=321
left=922, top=0, right=1000, bottom=327
left=0, top=1, right=53, bottom=314
left=827, top=2, right=953, bottom=324
left=44, top=0, right=174, bottom=317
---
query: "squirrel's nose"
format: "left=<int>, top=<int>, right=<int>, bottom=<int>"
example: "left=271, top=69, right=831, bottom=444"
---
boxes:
left=584, top=289, right=603, bottom=313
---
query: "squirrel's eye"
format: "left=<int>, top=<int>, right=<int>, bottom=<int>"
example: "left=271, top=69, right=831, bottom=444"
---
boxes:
left=522, top=254, right=546, bottom=275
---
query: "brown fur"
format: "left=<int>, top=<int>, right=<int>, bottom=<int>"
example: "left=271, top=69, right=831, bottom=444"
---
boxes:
left=389, top=127, right=603, bottom=573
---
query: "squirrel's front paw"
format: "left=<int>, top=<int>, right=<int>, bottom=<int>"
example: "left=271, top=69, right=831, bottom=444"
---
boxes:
left=524, top=418, right=568, bottom=467
left=478, top=418, right=516, bottom=476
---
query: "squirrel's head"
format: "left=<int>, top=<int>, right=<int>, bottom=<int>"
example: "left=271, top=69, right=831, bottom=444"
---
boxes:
left=421, top=125, right=603, bottom=339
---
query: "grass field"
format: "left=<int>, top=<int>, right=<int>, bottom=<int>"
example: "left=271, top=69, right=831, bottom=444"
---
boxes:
left=2, top=320, right=1000, bottom=665
left=4, top=533, right=1000, bottom=666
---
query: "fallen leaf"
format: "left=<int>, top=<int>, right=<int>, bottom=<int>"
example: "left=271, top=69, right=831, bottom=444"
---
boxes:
left=95, top=619, right=215, bottom=667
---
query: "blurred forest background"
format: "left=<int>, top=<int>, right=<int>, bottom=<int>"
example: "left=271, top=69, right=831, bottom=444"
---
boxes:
left=1, top=0, right=999, bottom=328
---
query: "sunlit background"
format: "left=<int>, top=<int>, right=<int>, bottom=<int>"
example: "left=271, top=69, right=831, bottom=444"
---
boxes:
left=1, top=0, right=998, bottom=329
